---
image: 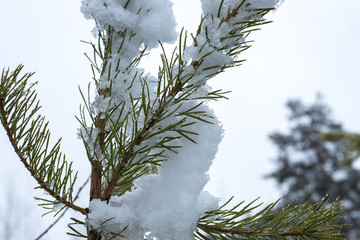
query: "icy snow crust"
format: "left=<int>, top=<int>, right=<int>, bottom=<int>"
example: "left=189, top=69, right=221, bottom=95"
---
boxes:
left=80, top=0, right=280, bottom=239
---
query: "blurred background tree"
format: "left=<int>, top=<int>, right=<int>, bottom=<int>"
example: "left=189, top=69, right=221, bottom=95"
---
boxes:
left=267, top=95, right=360, bottom=238
left=0, top=176, right=38, bottom=240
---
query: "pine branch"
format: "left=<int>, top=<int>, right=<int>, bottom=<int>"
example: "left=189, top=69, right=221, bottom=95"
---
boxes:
left=196, top=197, right=346, bottom=239
left=79, top=0, right=280, bottom=208
left=0, top=65, right=86, bottom=215
left=76, top=1, right=347, bottom=239
left=81, top=0, right=265, bottom=204
left=78, top=27, right=215, bottom=202
left=190, top=3, right=273, bottom=69
left=100, top=75, right=188, bottom=201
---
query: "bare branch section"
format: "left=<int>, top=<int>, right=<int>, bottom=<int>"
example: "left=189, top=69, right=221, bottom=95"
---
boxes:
left=0, top=65, right=86, bottom=215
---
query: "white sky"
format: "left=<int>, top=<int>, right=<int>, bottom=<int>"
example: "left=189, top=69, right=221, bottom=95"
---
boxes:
left=0, top=0, right=360, bottom=239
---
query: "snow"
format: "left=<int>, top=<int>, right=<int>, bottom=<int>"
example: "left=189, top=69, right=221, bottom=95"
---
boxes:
left=331, top=169, right=348, bottom=182
left=200, top=0, right=281, bottom=16
left=248, top=0, right=281, bottom=8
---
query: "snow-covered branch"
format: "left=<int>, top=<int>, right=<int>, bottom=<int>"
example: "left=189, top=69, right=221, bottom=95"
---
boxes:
left=77, top=0, right=287, bottom=239
left=0, top=0, right=348, bottom=239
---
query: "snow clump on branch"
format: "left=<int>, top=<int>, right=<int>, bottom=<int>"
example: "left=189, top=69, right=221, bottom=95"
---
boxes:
left=88, top=108, right=222, bottom=239
left=182, top=0, right=281, bottom=86
left=81, top=0, right=177, bottom=48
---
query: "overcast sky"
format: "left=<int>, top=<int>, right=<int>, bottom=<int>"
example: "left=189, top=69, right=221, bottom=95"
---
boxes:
left=1, top=0, right=360, bottom=239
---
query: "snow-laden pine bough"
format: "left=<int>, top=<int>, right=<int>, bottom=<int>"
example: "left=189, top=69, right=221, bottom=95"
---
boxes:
left=0, top=0, right=348, bottom=239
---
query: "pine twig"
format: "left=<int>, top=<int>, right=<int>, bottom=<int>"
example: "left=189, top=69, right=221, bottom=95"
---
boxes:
left=0, top=65, right=86, bottom=214
left=35, top=176, right=90, bottom=240
left=196, top=196, right=346, bottom=240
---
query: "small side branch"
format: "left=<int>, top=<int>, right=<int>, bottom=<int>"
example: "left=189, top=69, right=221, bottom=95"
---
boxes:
left=0, top=65, right=85, bottom=215
left=196, top=196, right=346, bottom=240
left=0, top=102, right=86, bottom=214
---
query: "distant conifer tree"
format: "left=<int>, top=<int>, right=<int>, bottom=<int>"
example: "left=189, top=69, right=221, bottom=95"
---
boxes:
left=268, top=96, right=360, bottom=238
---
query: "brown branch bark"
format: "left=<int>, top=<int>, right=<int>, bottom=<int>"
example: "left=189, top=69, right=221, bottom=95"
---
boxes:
left=88, top=111, right=110, bottom=240
left=0, top=101, right=86, bottom=215
left=89, top=230, right=102, bottom=240
left=90, top=160, right=103, bottom=200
